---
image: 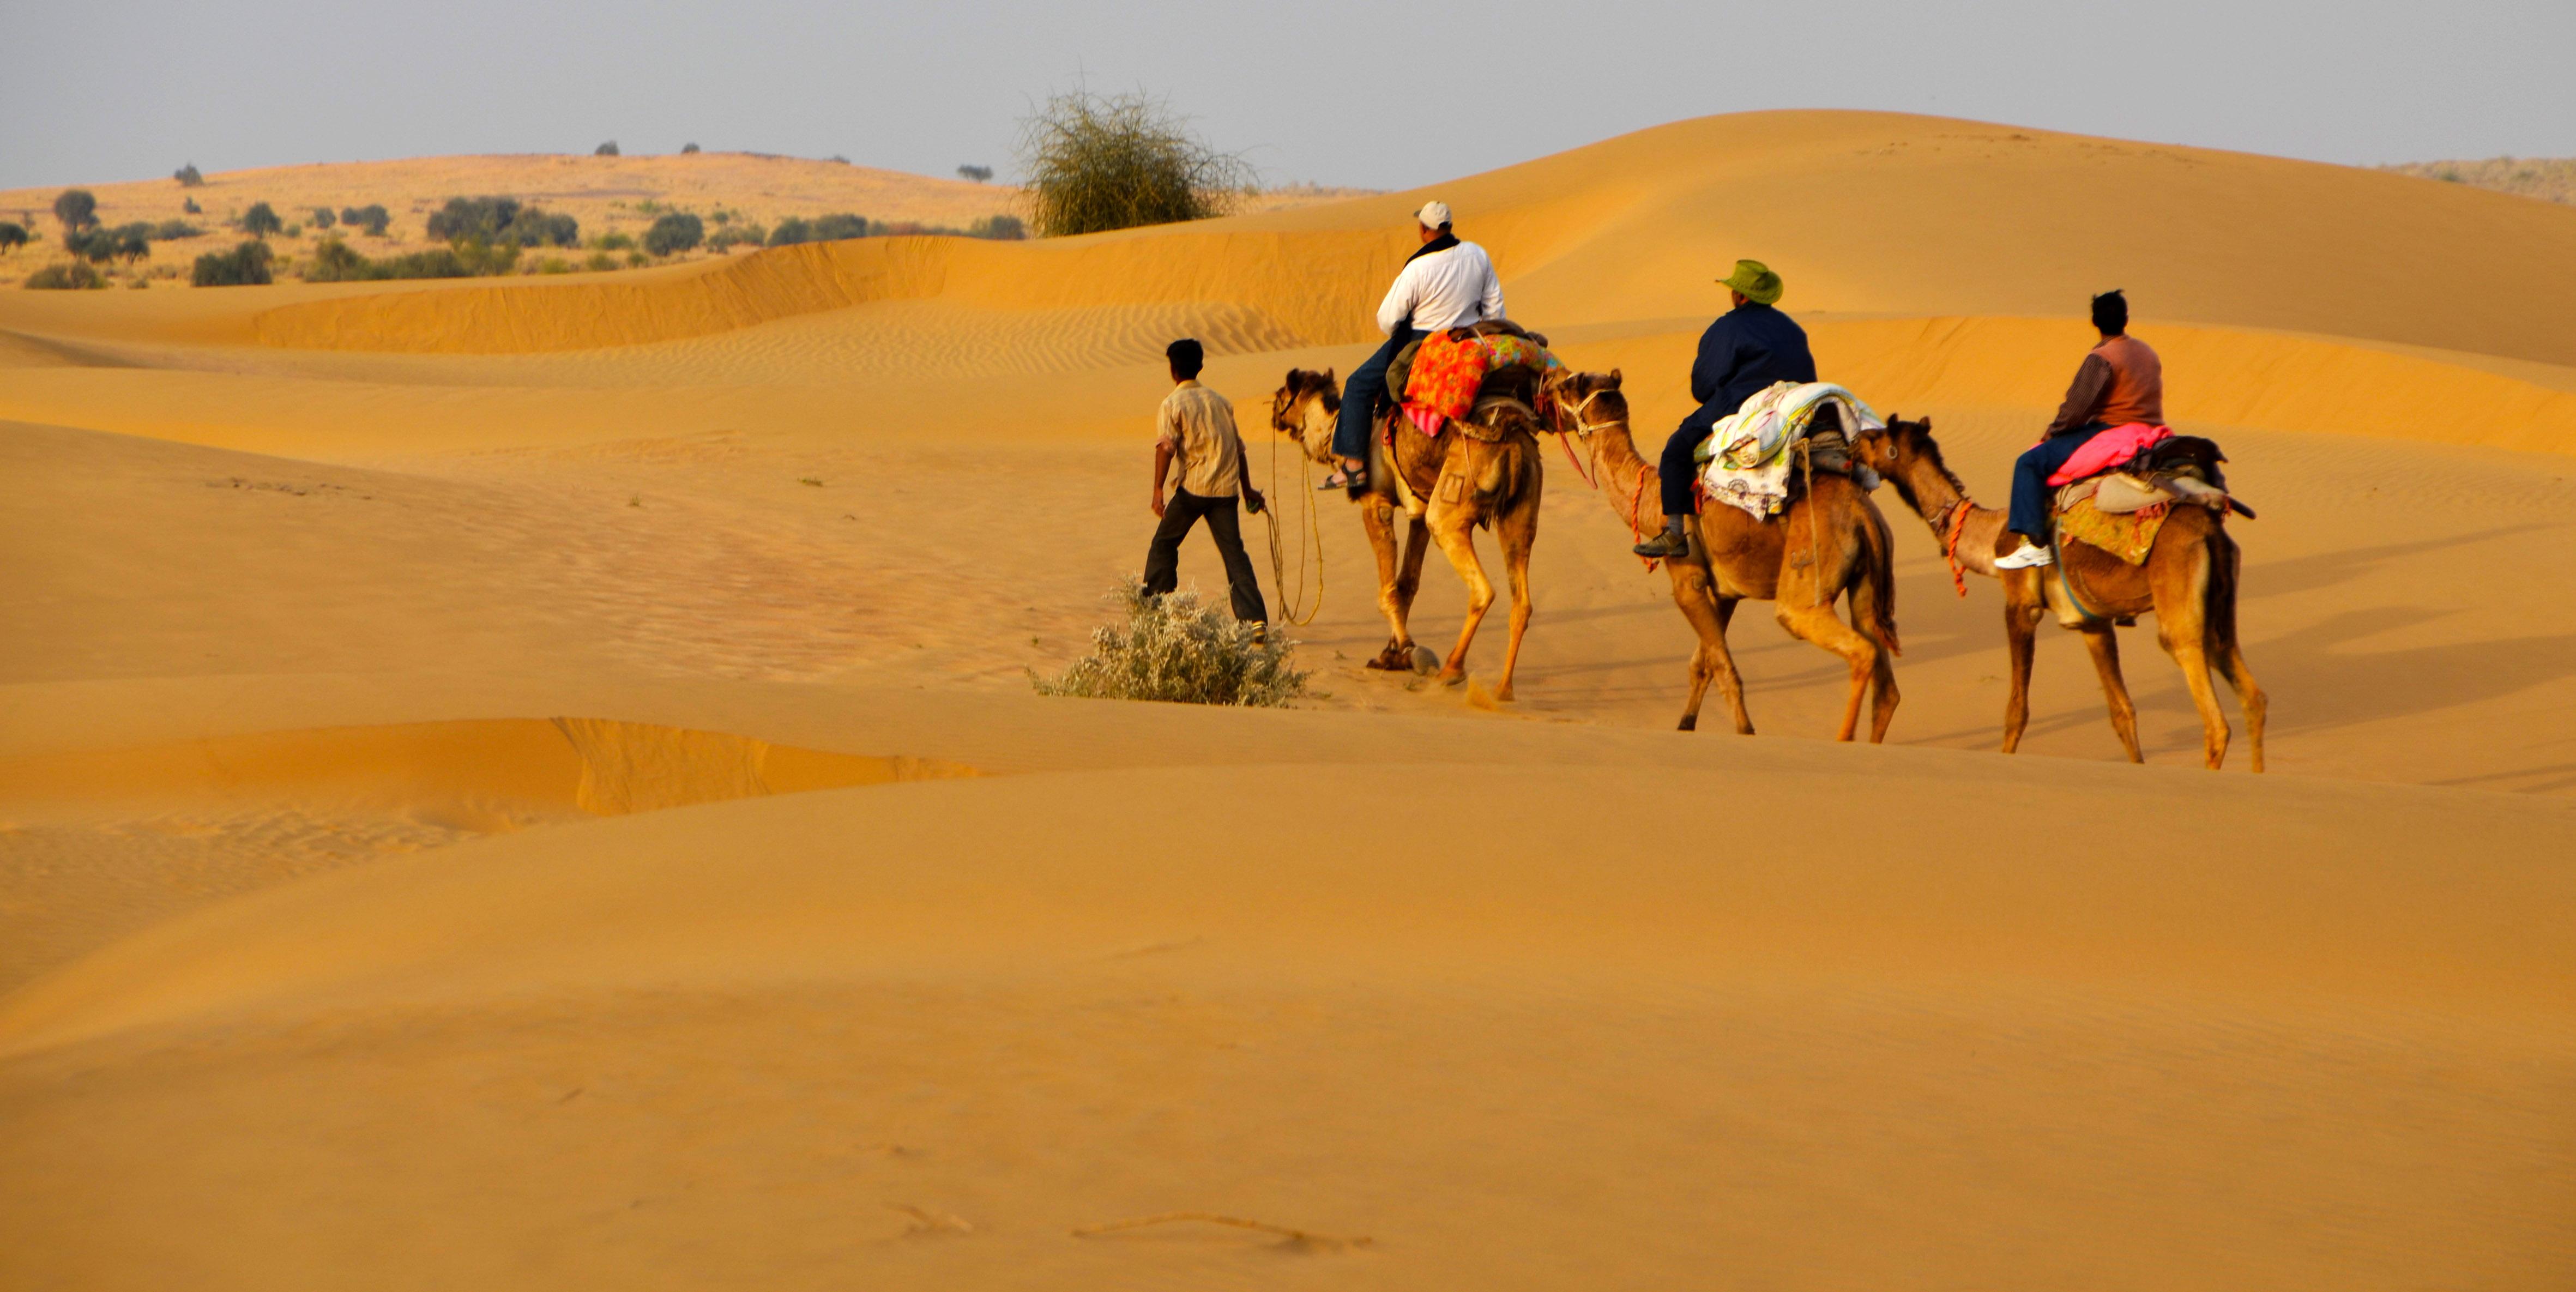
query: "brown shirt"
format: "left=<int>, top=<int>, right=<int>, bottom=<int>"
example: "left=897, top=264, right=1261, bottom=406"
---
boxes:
left=1156, top=380, right=1245, bottom=498
left=2044, top=334, right=2165, bottom=436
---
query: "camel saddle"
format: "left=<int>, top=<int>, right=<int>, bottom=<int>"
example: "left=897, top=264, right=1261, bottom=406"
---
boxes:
left=1384, top=319, right=1552, bottom=410
left=2053, top=435, right=2254, bottom=520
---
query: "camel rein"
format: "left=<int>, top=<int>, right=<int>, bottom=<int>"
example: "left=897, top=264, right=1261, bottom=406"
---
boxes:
left=1258, top=397, right=1327, bottom=626
left=1555, top=386, right=1664, bottom=572
left=1931, top=498, right=1971, bottom=598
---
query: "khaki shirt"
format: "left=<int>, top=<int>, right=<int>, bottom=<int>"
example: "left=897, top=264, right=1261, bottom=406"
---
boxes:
left=1156, top=381, right=1245, bottom=498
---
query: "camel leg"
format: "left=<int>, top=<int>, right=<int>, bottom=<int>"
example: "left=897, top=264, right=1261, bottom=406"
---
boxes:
left=1490, top=496, right=1537, bottom=703
left=1359, top=497, right=1409, bottom=668
left=1847, top=583, right=1901, bottom=744
left=1428, top=507, right=1492, bottom=688
left=2078, top=624, right=2144, bottom=763
left=2214, top=641, right=2267, bottom=774
left=1396, top=512, right=1431, bottom=642
left=1669, top=578, right=1751, bottom=734
left=2154, top=550, right=2233, bottom=770
left=2000, top=583, right=2044, bottom=754
left=1774, top=599, right=1879, bottom=742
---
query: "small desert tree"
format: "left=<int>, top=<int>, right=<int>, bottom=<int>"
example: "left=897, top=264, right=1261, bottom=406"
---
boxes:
left=643, top=212, right=703, bottom=255
left=0, top=222, right=26, bottom=254
left=809, top=212, right=866, bottom=241
left=240, top=202, right=282, bottom=238
left=311, top=206, right=336, bottom=230
left=1017, top=90, right=1248, bottom=237
left=343, top=204, right=391, bottom=236
left=595, top=140, right=620, bottom=156
left=53, top=189, right=98, bottom=240
left=681, top=142, right=701, bottom=154
left=174, top=163, right=204, bottom=187
left=957, top=164, right=993, bottom=183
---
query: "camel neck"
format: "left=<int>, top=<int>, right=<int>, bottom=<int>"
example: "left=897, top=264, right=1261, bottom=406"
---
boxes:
left=1588, top=417, right=1658, bottom=534
left=1893, top=452, right=2005, bottom=578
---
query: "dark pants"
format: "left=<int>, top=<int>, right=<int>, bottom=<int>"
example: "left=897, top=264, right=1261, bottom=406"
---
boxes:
left=2007, top=422, right=2110, bottom=540
left=1144, top=488, right=1268, bottom=623
left=1658, top=416, right=1716, bottom=519
left=1334, top=325, right=1419, bottom=461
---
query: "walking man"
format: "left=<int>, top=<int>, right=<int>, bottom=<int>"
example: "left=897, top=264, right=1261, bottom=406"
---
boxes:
left=1145, top=337, right=1269, bottom=625
left=1633, top=259, right=1815, bottom=558
left=1324, top=200, right=1505, bottom=490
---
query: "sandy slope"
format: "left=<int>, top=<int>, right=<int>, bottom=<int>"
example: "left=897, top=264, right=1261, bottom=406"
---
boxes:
left=3, top=110, right=2574, bottom=1287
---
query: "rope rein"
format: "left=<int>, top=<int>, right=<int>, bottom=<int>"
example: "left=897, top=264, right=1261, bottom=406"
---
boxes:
left=1933, top=498, right=1972, bottom=598
left=1257, top=394, right=1326, bottom=626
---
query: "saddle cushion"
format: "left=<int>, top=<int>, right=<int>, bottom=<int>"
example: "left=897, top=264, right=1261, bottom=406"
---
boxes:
left=2058, top=494, right=2171, bottom=565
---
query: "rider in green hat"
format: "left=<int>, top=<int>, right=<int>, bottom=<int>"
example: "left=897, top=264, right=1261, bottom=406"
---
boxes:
left=1632, top=259, right=1816, bottom=558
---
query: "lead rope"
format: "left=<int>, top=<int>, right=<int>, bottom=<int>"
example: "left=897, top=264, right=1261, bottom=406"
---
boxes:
left=1259, top=401, right=1325, bottom=626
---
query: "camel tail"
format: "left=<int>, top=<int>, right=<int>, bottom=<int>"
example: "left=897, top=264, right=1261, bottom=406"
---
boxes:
left=2204, top=522, right=2241, bottom=653
left=1859, top=500, right=1902, bottom=657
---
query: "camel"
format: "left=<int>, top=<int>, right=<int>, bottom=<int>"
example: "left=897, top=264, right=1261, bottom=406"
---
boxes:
left=1270, top=367, right=1546, bottom=699
left=1850, top=416, right=2266, bottom=771
left=1542, top=370, right=1901, bottom=740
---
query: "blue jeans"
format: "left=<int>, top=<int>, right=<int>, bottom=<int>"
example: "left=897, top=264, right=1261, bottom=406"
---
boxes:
left=1334, top=326, right=1418, bottom=462
left=1659, top=414, right=1716, bottom=519
left=2007, top=422, right=2110, bottom=540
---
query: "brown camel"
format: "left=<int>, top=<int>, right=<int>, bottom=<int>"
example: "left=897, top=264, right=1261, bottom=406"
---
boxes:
left=1544, top=370, right=1901, bottom=740
left=1270, top=367, right=1547, bottom=698
left=1850, top=416, right=2266, bottom=770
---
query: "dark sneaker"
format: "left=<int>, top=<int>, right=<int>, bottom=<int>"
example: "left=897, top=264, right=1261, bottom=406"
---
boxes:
left=1632, top=529, right=1690, bottom=559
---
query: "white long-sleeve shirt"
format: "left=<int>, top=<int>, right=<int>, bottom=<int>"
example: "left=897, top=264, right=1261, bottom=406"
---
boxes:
left=1376, top=240, right=1504, bottom=336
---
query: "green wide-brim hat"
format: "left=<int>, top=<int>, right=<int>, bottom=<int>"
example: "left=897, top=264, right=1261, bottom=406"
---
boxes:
left=1718, top=259, right=1784, bottom=305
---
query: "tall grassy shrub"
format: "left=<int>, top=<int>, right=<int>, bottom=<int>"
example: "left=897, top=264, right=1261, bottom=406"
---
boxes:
left=1030, top=581, right=1305, bottom=707
left=191, top=241, right=273, bottom=286
left=1017, top=90, right=1248, bottom=237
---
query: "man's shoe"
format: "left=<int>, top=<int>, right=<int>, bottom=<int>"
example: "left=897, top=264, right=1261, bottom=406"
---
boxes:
left=1319, top=470, right=1366, bottom=491
left=1632, top=529, right=1691, bottom=559
left=1994, top=539, right=2055, bottom=570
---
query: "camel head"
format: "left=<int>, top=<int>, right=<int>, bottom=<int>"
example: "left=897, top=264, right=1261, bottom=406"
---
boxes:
left=1851, top=415, right=1959, bottom=515
left=1270, top=367, right=1342, bottom=467
left=1544, top=369, right=1627, bottom=440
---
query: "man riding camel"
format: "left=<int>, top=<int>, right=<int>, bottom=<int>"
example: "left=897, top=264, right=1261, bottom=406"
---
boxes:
left=1993, top=290, right=2161, bottom=569
left=1632, top=259, right=1815, bottom=558
left=1324, top=201, right=1505, bottom=490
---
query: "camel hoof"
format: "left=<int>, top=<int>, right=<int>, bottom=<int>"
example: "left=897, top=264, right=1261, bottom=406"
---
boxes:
left=1437, top=669, right=1467, bottom=689
left=1493, top=687, right=1514, bottom=704
left=1677, top=714, right=1698, bottom=732
left=1364, top=642, right=1414, bottom=671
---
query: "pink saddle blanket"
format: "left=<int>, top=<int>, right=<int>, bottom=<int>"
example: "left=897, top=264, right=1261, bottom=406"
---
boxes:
left=2047, top=422, right=2171, bottom=487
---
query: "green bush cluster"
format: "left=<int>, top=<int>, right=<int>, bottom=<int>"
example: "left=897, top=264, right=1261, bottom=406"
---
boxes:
left=706, top=224, right=767, bottom=251
left=174, top=163, right=204, bottom=187
left=25, top=262, right=108, bottom=290
left=304, top=237, right=520, bottom=282
left=192, top=241, right=273, bottom=286
left=766, top=213, right=869, bottom=246
left=339, top=204, right=391, bottom=236
left=425, top=196, right=578, bottom=247
left=643, top=212, right=704, bottom=255
left=1017, top=89, right=1247, bottom=236
left=240, top=203, right=282, bottom=238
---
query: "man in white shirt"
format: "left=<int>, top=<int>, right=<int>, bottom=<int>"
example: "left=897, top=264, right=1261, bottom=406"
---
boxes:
left=1326, top=201, right=1506, bottom=490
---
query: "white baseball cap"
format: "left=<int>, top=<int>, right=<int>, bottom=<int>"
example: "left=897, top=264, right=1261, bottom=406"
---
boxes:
left=1414, top=200, right=1451, bottom=230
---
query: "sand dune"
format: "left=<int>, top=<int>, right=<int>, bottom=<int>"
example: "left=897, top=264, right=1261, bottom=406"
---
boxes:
left=3, top=110, right=2574, bottom=1288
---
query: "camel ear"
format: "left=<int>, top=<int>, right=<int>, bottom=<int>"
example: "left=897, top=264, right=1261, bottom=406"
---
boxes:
left=1607, top=368, right=1623, bottom=389
left=1322, top=367, right=1336, bottom=384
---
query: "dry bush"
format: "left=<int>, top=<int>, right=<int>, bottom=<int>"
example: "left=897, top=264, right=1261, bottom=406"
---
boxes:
left=2381, top=156, right=2576, bottom=206
left=1017, top=89, right=1249, bottom=237
left=23, top=262, right=107, bottom=290
left=1031, top=580, right=1305, bottom=707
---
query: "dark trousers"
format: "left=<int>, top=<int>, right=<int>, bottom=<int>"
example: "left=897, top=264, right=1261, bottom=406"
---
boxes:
left=1334, top=325, right=1418, bottom=461
left=1144, top=488, right=1268, bottom=623
left=1658, top=416, right=1716, bottom=518
left=2007, top=422, right=2110, bottom=540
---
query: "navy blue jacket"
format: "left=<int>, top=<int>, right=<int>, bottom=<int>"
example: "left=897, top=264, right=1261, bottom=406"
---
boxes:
left=1678, top=303, right=1816, bottom=437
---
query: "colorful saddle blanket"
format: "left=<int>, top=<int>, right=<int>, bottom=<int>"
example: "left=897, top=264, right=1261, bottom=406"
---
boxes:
left=1692, top=381, right=1884, bottom=520
left=1398, top=326, right=1561, bottom=436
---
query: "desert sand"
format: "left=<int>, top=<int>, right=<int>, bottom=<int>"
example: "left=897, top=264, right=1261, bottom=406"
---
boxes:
left=3, top=110, right=2573, bottom=1288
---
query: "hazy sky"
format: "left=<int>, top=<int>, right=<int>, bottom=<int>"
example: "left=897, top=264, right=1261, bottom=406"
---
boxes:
left=5, top=0, right=2569, bottom=192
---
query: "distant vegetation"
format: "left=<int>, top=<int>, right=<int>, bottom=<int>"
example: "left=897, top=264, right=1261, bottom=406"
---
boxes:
left=643, top=212, right=703, bottom=255
left=957, top=164, right=993, bottom=183
left=0, top=222, right=27, bottom=254
left=240, top=203, right=282, bottom=238
left=183, top=197, right=202, bottom=214
left=174, top=163, right=205, bottom=187
left=341, top=204, right=391, bottom=236
left=2383, top=156, right=2576, bottom=206
left=52, top=189, right=99, bottom=239
left=24, top=262, right=107, bottom=290
left=192, top=241, right=273, bottom=286
left=425, top=196, right=577, bottom=246
left=707, top=224, right=765, bottom=251
left=681, top=142, right=702, bottom=154
left=596, top=141, right=620, bottom=156
left=303, top=236, right=520, bottom=282
left=311, top=207, right=336, bottom=230
left=1017, top=89, right=1248, bottom=236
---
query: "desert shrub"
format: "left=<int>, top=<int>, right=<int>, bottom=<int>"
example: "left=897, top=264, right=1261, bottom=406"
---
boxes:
left=23, top=262, right=107, bottom=290
left=240, top=202, right=282, bottom=238
left=765, top=216, right=812, bottom=246
left=174, top=163, right=204, bottom=187
left=53, top=189, right=99, bottom=237
left=957, top=164, right=993, bottom=183
left=311, top=207, right=335, bottom=229
left=595, top=140, right=620, bottom=156
left=535, top=256, right=573, bottom=274
left=425, top=197, right=577, bottom=247
left=191, top=240, right=273, bottom=286
left=969, top=214, right=1026, bottom=240
left=0, top=222, right=26, bottom=253
left=341, top=203, right=390, bottom=236
left=1017, top=89, right=1248, bottom=237
left=584, top=250, right=617, bottom=271
left=643, top=212, right=703, bottom=255
left=152, top=220, right=203, bottom=240
left=592, top=231, right=635, bottom=251
left=303, top=237, right=515, bottom=282
left=1031, top=581, right=1305, bottom=706
left=63, top=228, right=131, bottom=264
left=814, top=213, right=868, bottom=241
left=681, top=142, right=701, bottom=154
left=706, top=225, right=765, bottom=251
left=625, top=250, right=648, bottom=267
left=183, top=197, right=201, bottom=214
left=284, top=223, right=301, bottom=238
